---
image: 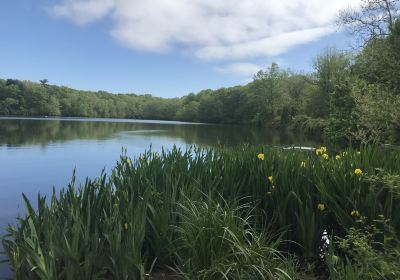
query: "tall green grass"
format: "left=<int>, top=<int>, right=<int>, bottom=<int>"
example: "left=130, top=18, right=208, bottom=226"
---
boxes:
left=1, top=144, right=400, bottom=279
left=172, top=197, right=297, bottom=280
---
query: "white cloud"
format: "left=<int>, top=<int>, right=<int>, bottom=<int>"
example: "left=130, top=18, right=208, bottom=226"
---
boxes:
left=215, top=63, right=265, bottom=76
left=51, top=0, right=115, bottom=25
left=49, top=0, right=361, bottom=59
left=197, top=26, right=335, bottom=60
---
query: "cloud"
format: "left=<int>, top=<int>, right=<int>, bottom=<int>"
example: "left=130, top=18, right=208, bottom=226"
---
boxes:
left=51, top=0, right=115, bottom=25
left=215, top=63, right=265, bottom=76
left=49, top=0, right=361, bottom=59
left=197, top=26, right=335, bottom=60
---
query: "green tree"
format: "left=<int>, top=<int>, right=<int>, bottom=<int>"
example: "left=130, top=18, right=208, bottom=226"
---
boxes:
left=324, top=80, right=355, bottom=143
left=312, top=48, right=352, bottom=118
left=338, top=0, right=399, bottom=44
left=351, top=81, right=400, bottom=143
left=353, top=19, right=400, bottom=92
left=249, top=63, right=286, bottom=125
left=0, top=97, right=19, bottom=115
left=39, top=79, right=49, bottom=87
left=176, top=101, right=199, bottom=122
left=197, top=93, right=223, bottom=123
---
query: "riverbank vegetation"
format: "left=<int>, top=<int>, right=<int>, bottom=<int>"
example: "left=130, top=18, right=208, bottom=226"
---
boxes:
left=1, top=1, right=399, bottom=145
left=2, top=145, right=400, bottom=279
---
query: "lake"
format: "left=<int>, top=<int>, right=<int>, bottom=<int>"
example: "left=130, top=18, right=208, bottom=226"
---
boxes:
left=0, top=117, right=319, bottom=276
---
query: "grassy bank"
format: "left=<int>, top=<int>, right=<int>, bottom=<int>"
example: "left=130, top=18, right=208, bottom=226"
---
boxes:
left=2, top=145, right=400, bottom=279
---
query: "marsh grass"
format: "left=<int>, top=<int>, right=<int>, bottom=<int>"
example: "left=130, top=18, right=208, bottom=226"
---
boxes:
left=1, top=144, right=400, bottom=279
left=172, top=197, right=296, bottom=280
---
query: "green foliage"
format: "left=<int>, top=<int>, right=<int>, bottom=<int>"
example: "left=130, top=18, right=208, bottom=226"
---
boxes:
left=173, top=198, right=296, bottom=280
left=326, top=216, right=400, bottom=279
left=0, top=63, right=315, bottom=129
left=2, top=168, right=149, bottom=280
left=290, top=115, right=327, bottom=135
left=314, top=48, right=351, bottom=96
left=324, top=79, right=355, bottom=143
left=353, top=19, right=400, bottom=93
left=197, top=93, right=223, bottom=123
left=351, top=82, right=400, bottom=144
left=249, top=63, right=287, bottom=124
left=175, top=100, right=199, bottom=122
left=1, top=144, right=400, bottom=279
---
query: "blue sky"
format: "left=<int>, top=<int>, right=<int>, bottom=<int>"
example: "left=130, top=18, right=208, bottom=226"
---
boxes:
left=0, top=0, right=357, bottom=98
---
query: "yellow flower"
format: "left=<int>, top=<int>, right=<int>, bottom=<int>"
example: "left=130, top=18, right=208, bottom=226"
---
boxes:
left=300, top=161, right=306, bottom=168
left=127, top=159, right=132, bottom=166
left=268, top=176, right=273, bottom=183
left=322, top=153, right=329, bottom=160
left=317, top=203, right=326, bottom=211
left=335, top=155, right=341, bottom=160
left=315, top=149, right=323, bottom=155
left=354, top=168, right=363, bottom=175
left=321, top=146, right=327, bottom=153
left=124, top=223, right=128, bottom=230
left=351, top=210, right=360, bottom=218
left=257, top=153, right=265, bottom=161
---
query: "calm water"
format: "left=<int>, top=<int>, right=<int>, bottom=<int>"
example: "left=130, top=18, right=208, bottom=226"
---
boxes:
left=0, top=117, right=319, bottom=276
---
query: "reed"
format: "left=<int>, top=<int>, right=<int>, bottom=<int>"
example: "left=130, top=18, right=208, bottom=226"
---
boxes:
left=2, top=144, right=400, bottom=279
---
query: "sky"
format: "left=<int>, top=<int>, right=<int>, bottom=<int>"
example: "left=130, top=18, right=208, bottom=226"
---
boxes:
left=0, top=0, right=359, bottom=98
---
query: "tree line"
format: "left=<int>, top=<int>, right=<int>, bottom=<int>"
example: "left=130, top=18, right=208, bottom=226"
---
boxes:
left=1, top=0, right=399, bottom=144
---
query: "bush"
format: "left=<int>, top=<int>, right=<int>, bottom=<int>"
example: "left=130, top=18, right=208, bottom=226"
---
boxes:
left=326, top=216, right=400, bottom=279
left=351, top=82, right=400, bottom=144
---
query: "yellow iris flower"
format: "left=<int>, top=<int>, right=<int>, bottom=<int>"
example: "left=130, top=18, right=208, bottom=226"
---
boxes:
left=351, top=210, right=360, bottom=218
left=354, top=168, right=363, bottom=175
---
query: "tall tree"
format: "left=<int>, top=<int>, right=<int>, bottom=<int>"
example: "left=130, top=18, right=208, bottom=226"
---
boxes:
left=39, top=79, right=49, bottom=87
left=338, top=0, right=399, bottom=45
left=312, top=48, right=352, bottom=118
left=250, top=63, right=285, bottom=124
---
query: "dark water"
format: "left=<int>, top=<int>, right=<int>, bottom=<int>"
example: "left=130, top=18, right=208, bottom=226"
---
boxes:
left=0, top=117, right=320, bottom=277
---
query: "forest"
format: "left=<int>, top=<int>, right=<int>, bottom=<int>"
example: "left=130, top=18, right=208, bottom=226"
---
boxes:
left=1, top=1, right=399, bottom=145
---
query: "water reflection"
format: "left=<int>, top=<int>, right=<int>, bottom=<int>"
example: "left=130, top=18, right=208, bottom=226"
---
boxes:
left=0, top=117, right=320, bottom=148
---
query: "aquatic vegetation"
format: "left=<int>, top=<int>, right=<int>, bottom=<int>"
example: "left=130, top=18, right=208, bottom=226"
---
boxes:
left=1, top=144, right=400, bottom=279
left=173, top=198, right=296, bottom=280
